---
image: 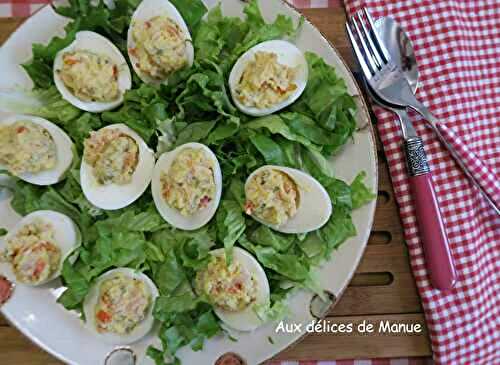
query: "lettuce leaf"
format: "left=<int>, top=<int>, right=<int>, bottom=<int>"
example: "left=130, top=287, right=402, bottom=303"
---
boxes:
left=249, top=133, right=285, bottom=165
left=250, top=226, right=295, bottom=252
left=0, top=87, right=82, bottom=123
left=292, top=53, right=357, bottom=153
left=22, top=20, right=80, bottom=88
left=169, top=0, right=207, bottom=32
left=10, top=180, right=83, bottom=227
left=216, top=200, right=246, bottom=264
left=244, top=114, right=316, bottom=149
left=351, top=172, right=377, bottom=209
left=57, top=259, right=91, bottom=310
left=102, top=84, right=168, bottom=143
left=233, top=0, right=300, bottom=58
left=318, top=208, right=357, bottom=253
left=239, top=235, right=311, bottom=282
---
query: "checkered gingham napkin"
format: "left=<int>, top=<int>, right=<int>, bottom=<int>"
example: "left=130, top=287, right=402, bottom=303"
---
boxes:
left=343, top=0, right=500, bottom=364
left=1, top=1, right=499, bottom=365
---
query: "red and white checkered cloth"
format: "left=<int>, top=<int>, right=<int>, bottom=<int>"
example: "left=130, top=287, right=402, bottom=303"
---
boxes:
left=344, top=0, right=500, bottom=364
left=0, top=0, right=47, bottom=17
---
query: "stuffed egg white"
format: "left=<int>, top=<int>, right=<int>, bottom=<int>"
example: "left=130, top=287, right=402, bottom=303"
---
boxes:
left=0, top=210, right=80, bottom=286
left=83, top=268, right=159, bottom=345
left=127, top=0, right=194, bottom=84
left=196, top=248, right=270, bottom=332
left=0, top=115, right=73, bottom=185
left=244, top=166, right=332, bottom=234
left=152, top=142, right=222, bottom=230
left=229, top=40, right=308, bottom=117
left=80, top=124, right=154, bottom=210
left=54, top=31, right=132, bottom=112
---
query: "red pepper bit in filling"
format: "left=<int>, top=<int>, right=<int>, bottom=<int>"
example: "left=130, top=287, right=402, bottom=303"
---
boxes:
left=97, top=310, right=112, bottom=323
left=244, top=201, right=254, bottom=215
left=199, top=195, right=212, bottom=208
left=32, top=259, right=47, bottom=280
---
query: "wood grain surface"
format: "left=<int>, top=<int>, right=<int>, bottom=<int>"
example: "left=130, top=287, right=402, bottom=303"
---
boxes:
left=0, top=6, right=432, bottom=364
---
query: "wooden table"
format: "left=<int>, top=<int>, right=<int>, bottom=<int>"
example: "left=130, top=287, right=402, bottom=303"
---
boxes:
left=0, top=6, right=432, bottom=364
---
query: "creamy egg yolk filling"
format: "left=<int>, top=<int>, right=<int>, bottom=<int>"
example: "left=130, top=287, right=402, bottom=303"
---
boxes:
left=0, top=220, right=61, bottom=285
left=83, top=128, right=139, bottom=186
left=161, top=148, right=216, bottom=216
left=196, top=255, right=257, bottom=312
left=0, top=121, right=57, bottom=175
left=94, top=274, right=152, bottom=335
left=245, top=169, right=299, bottom=226
left=235, top=51, right=298, bottom=109
left=130, top=16, right=188, bottom=81
left=58, top=50, right=120, bottom=102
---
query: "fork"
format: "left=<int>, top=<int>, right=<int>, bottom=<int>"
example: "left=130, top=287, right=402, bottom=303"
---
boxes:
left=346, top=8, right=500, bottom=216
left=347, top=9, right=457, bottom=290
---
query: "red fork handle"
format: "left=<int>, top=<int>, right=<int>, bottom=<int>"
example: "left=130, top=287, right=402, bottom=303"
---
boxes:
left=409, top=173, right=457, bottom=290
left=405, top=137, right=456, bottom=290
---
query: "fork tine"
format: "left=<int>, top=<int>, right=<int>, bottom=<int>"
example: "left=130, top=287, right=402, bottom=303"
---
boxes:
left=346, top=22, right=374, bottom=79
left=363, top=8, right=391, bottom=62
left=356, top=11, right=382, bottom=68
left=350, top=15, right=379, bottom=73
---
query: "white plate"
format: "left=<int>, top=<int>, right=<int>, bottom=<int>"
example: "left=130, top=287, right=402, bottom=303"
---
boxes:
left=0, top=1, right=377, bottom=364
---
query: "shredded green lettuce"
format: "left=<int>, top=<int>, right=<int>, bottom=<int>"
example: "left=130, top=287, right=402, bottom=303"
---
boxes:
left=216, top=200, right=246, bottom=264
left=5, top=0, right=375, bottom=363
left=351, top=171, right=377, bottom=209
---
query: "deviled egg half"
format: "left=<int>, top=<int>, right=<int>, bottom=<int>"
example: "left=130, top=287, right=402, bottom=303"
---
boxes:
left=0, top=114, right=73, bottom=185
left=229, top=40, right=308, bottom=117
left=80, top=123, right=155, bottom=210
left=244, top=166, right=332, bottom=234
left=0, top=210, right=80, bottom=286
left=127, top=0, right=194, bottom=84
left=196, top=248, right=270, bottom=332
left=152, top=142, right=222, bottom=230
left=83, top=268, right=159, bottom=345
left=54, top=31, right=132, bottom=112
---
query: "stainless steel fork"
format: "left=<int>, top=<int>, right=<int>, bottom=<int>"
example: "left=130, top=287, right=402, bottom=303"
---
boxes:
left=347, top=9, right=458, bottom=290
left=346, top=8, right=499, bottom=215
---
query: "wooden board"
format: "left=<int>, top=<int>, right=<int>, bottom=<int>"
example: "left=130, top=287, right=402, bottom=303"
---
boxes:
left=0, top=6, right=432, bottom=364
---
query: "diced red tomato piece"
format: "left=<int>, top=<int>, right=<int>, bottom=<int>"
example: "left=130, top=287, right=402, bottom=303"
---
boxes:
left=97, top=310, right=112, bottom=323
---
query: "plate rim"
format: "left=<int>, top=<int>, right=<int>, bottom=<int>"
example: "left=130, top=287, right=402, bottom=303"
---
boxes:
left=0, top=1, right=378, bottom=363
